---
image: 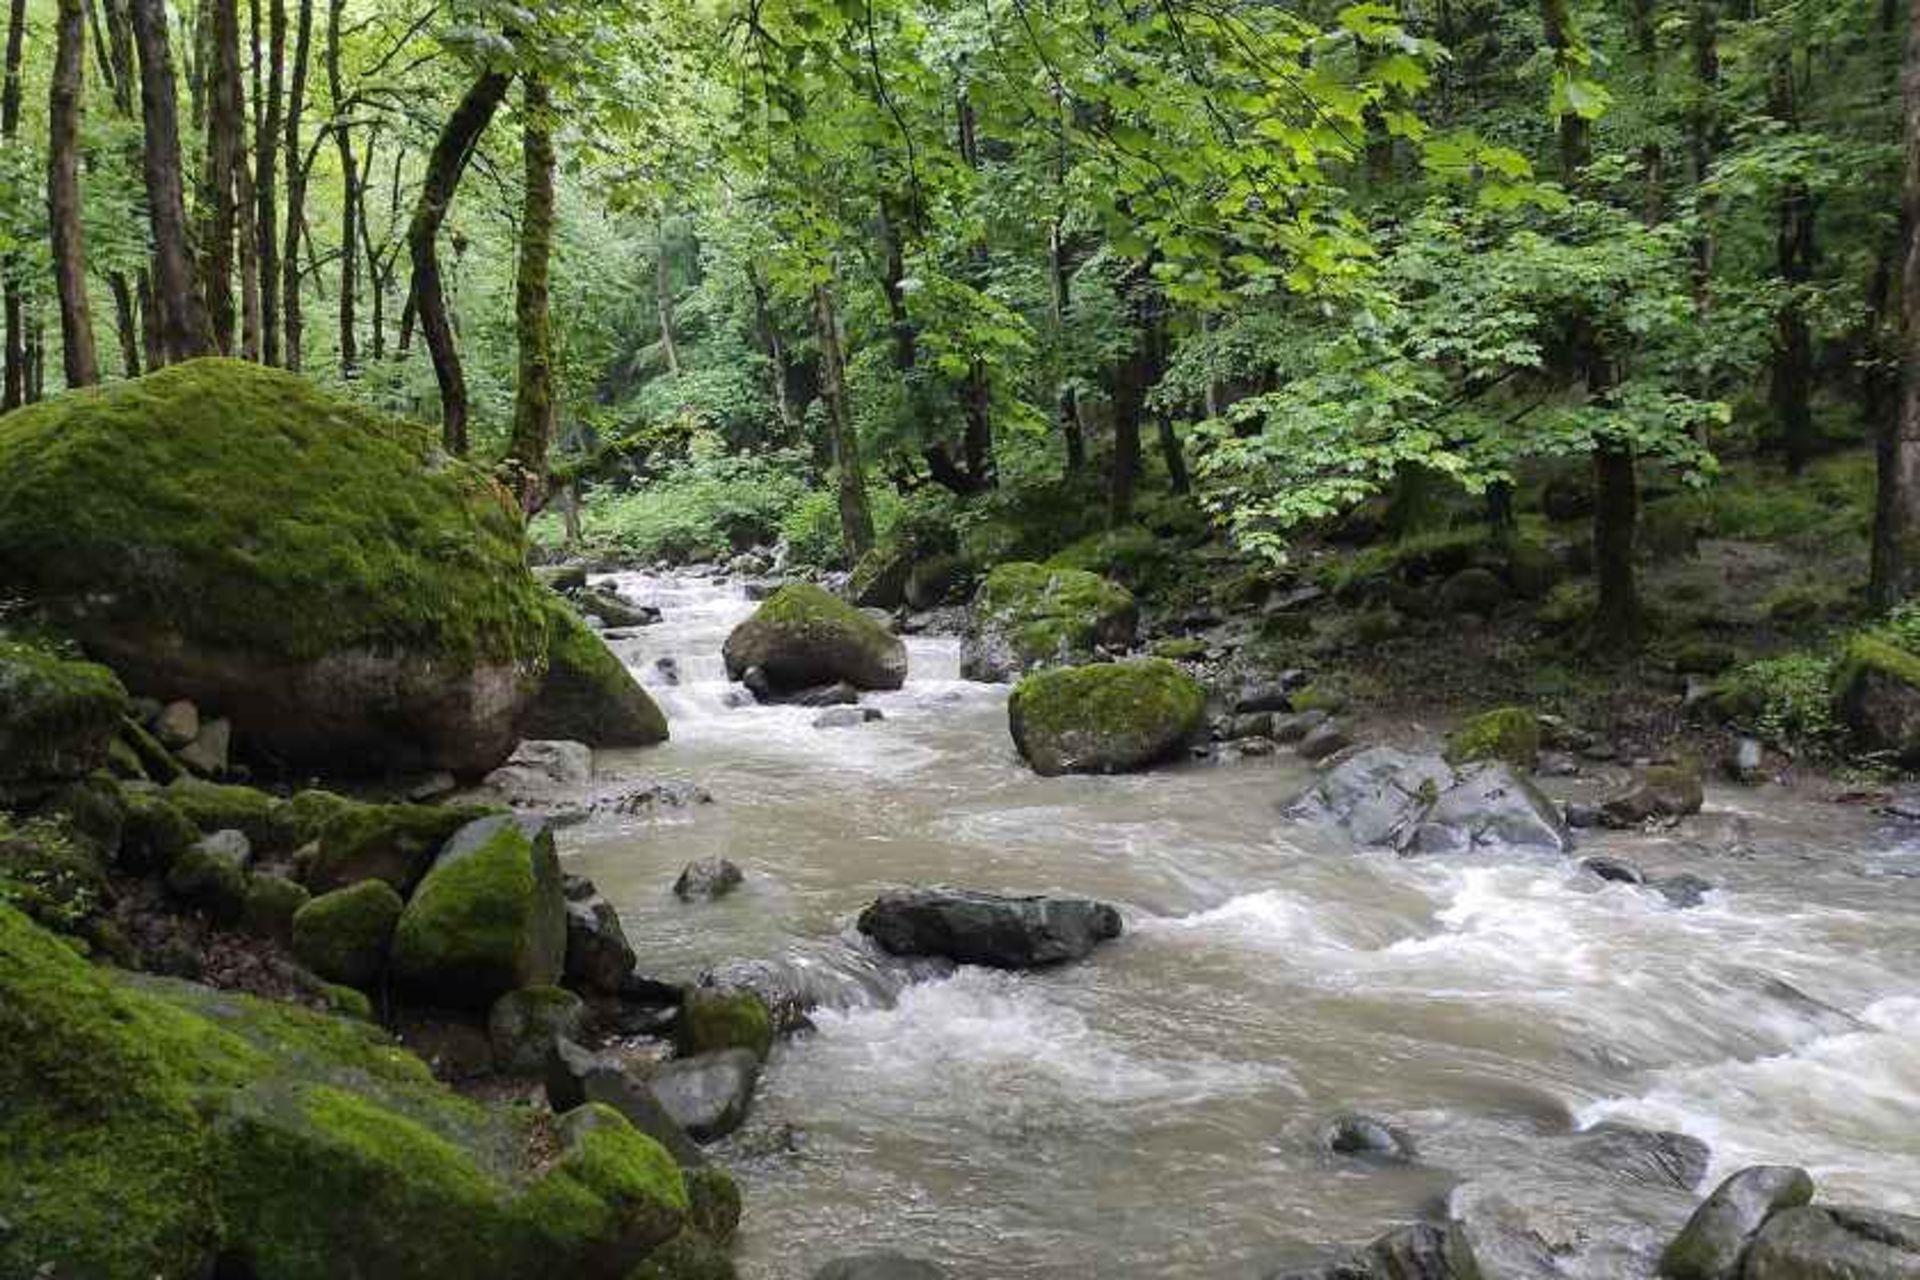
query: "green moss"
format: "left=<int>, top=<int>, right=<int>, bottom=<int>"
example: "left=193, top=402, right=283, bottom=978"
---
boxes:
left=166, top=841, right=251, bottom=920
left=487, top=984, right=585, bottom=1074
left=1007, top=658, right=1207, bottom=776
left=165, top=777, right=283, bottom=848
left=391, top=816, right=565, bottom=1008
left=684, top=1167, right=742, bottom=1244
left=0, top=640, right=129, bottom=784
left=676, top=989, right=774, bottom=1061
left=972, top=562, right=1138, bottom=673
left=1289, top=684, right=1349, bottom=715
left=244, top=873, right=312, bottom=943
left=1047, top=526, right=1174, bottom=593
left=0, top=359, right=547, bottom=668
left=275, top=788, right=359, bottom=848
left=119, top=791, right=199, bottom=873
left=293, top=879, right=405, bottom=989
left=1838, top=633, right=1920, bottom=690
left=305, top=797, right=496, bottom=895
left=518, top=595, right=670, bottom=746
left=722, top=583, right=907, bottom=691
left=1446, top=707, right=1541, bottom=770
left=321, top=982, right=375, bottom=1021
left=1151, top=637, right=1208, bottom=661
left=120, top=716, right=184, bottom=783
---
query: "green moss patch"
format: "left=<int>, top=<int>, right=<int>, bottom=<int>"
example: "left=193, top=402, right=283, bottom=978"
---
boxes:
left=0, top=640, right=129, bottom=786
left=721, top=583, right=907, bottom=691
left=518, top=595, right=670, bottom=746
left=964, top=562, right=1138, bottom=680
left=391, top=815, right=566, bottom=1009
left=293, top=879, right=405, bottom=989
left=1445, top=707, right=1541, bottom=770
left=1007, top=658, right=1207, bottom=777
left=676, top=989, right=774, bottom=1061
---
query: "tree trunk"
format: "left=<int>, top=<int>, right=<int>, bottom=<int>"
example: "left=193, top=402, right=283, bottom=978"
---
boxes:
left=132, top=0, right=213, bottom=361
left=1872, top=0, right=1920, bottom=607
left=280, top=0, right=309, bottom=369
left=1688, top=1, right=1719, bottom=333
left=50, top=0, right=101, bottom=387
left=255, top=0, right=280, bottom=363
left=3, top=0, right=29, bottom=406
left=956, top=88, right=996, bottom=489
left=504, top=75, right=555, bottom=515
left=811, top=278, right=876, bottom=558
left=745, top=261, right=795, bottom=440
left=325, top=0, right=355, bottom=375
left=201, top=0, right=244, bottom=354
left=654, top=226, right=680, bottom=377
left=407, top=65, right=511, bottom=454
left=1770, top=53, right=1816, bottom=473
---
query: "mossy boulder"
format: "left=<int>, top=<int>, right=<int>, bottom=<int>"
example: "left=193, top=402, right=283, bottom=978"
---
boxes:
left=293, top=879, right=405, bottom=989
left=1835, top=635, right=1920, bottom=766
left=166, top=832, right=253, bottom=920
left=119, top=791, right=199, bottom=873
left=1007, top=658, right=1206, bottom=776
left=1445, top=707, right=1541, bottom=771
left=962, top=562, right=1138, bottom=683
left=518, top=595, right=670, bottom=746
left=721, top=583, right=907, bottom=693
left=391, top=814, right=567, bottom=1009
left=165, top=777, right=283, bottom=849
left=302, top=795, right=500, bottom=895
left=0, top=641, right=129, bottom=792
left=0, top=902, right=717, bottom=1279
left=1047, top=525, right=1175, bottom=594
left=0, top=360, right=664, bottom=776
left=675, top=989, right=775, bottom=1062
left=243, top=873, right=312, bottom=944
left=488, top=984, right=586, bottom=1074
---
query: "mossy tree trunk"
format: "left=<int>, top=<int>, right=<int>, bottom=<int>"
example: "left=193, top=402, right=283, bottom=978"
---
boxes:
left=2, top=0, right=24, bottom=407
left=325, top=0, right=356, bottom=376
left=1873, top=0, right=1920, bottom=608
left=132, top=0, right=213, bottom=363
left=255, top=0, right=282, bottom=365
left=745, top=261, right=796, bottom=441
left=811, top=276, right=876, bottom=558
left=408, top=65, right=512, bottom=455
left=87, top=0, right=142, bottom=379
left=280, top=0, right=310, bottom=370
left=50, top=0, right=100, bottom=387
left=200, top=0, right=245, bottom=355
left=1769, top=51, right=1817, bottom=474
left=504, top=74, right=554, bottom=515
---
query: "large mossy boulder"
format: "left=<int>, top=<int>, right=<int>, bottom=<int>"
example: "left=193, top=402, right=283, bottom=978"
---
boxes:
left=721, top=583, right=907, bottom=694
left=292, top=879, right=405, bottom=989
left=0, top=641, right=128, bottom=793
left=518, top=595, right=670, bottom=747
left=1835, top=635, right=1920, bottom=766
left=0, top=360, right=661, bottom=775
left=961, top=562, right=1137, bottom=682
left=1007, top=658, right=1206, bottom=776
left=391, top=814, right=566, bottom=1009
left=0, top=902, right=720, bottom=1280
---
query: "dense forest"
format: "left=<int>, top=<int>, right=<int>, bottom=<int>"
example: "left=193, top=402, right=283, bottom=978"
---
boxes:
left=5, top=0, right=1920, bottom=1278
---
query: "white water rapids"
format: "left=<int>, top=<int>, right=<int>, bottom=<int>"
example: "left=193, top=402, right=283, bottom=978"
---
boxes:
left=566, top=570, right=1920, bottom=1279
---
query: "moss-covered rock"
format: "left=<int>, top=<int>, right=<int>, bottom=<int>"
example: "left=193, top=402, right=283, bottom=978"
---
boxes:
left=1835, top=635, right=1920, bottom=766
left=0, top=640, right=129, bottom=791
left=675, top=989, right=774, bottom=1062
left=1047, top=526, right=1176, bottom=594
left=721, top=583, right=907, bottom=693
left=684, top=1167, right=743, bottom=1244
left=0, top=360, right=568, bottom=775
left=165, top=777, right=283, bottom=848
left=244, top=873, right=312, bottom=944
left=517, top=595, right=670, bottom=746
left=391, top=814, right=566, bottom=1009
left=962, top=562, right=1139, bottom=682
left=302, top=795, right=498, bottom=895
left=0, top=901, right=714, bottom=1279
left=1007, top=658, right=1206, bottom=777
left=0, top=812, right=112, bottom=944
left=166, top=833, right=253, bottom=920
left=1445, top=707, right=1541, bottom=771
left=487, top=984, right=586, bottom=1074
left=293, top=879, right=405, bottom=989
left=119, top=791, right=199, bottom=873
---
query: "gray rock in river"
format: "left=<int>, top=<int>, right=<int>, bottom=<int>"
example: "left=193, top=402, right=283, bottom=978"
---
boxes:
left=562, top=879, right=637, bottom=994
left=1321, top=1113, right=1418, bottom=1164
left=674, top=857, right=744, bottom=902
left=1567, top=1122, right=1710, bottom=1191
left=1659, top=1165, right=1815, bottom=1280
left=1600, top=765, right=1706, bottom=827
left=1744, top=1205, right=1920, bottom=1280
left=813, top=1255, right=949, bottom=1280
left=1267, top=1223, right=1455, bottom=1280
left=814, top=705, right=884, bottom=729
left=1291, top=747, right=1572, bottom=857
left=573, top=585, right=660, bottom=629
left=483, top=738, right=593, bottom=805
left=648, top=1048, right=761, bottom=1142
left=858, top=887, right=1122, bottom=969
left=544, top=1038, right=706, bottom=1167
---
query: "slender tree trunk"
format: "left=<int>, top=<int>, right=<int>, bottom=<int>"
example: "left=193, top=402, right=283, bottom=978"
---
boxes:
left=1770, top=53, right=1816, bottom=473
left=280, top=0, right=309, bottom=369
left=654, top=226, right=680, bottom=376
left=50, top=0, right=101, bottom=386
left=956, top=88, right=996, bottom=488
left=1687, top=0, right=1720, bottom=436
left=407, top=66, right=512, bottom=453
left=504, top=75, right=555, bottom=515
left=132, top=0, right=213, bottom=361
left=107, top=275, right=138, bottom=375
left=200, top=0, right=243, bottom=353
left=254, top=0, right=280, bottom=363
left=1872, top=0, right=1920, bottom=606
left=3, top=0, right=29, bottom=406
left=746, top=261, right=795, bottom=440
left=325, top=0, right=355, bottom=375
left=811, top=277, right=875, bottom=557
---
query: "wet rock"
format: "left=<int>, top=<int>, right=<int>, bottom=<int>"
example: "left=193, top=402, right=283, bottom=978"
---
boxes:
left=593, top=779, right=714, bottom=817
left=674, top=857, right=745, bottom=902
left=654, top=655, right=681, bottom=686
left=1235, top=674, right=1309, bottom=715
left=533, top=563, right=588, bottom=593
left=961, top=562, right=1138, bottom=682
left=516, top=596, right=670, bottom=749
left=488, top=985, right=585, bottom=1075
left=1268, top=1224, right=1455, bottom=1280
left=741, top=579, right=782, bottom=602
left=1322, top=1113, right=1417, bottom=1164
left=1272, top=710, right=1329, bottom=744
left=1400, top=763, right=1572, bottom=857
left=1297, top=721, right=1352, bottom=762
left=649, top=1048, right=762, bottom=1142
left=291, top=878, right=404, bottom=989
left=676, top=988, right=774, bottom=1060
left=153, top=699, right=200, bottom=748
left=1744, top=1205, right=1920, bottom=1280
left=814, top=706, right=884, bottom=729
left=563, top=883, right=637, bottom=995
left=1600, top=766, right=1705, bottom=827
left=1567, top=1122, right=1709, bottom=1191
left=1655, top=873, right=1713, bottom=910
left=1443, top=1189, right=1563, bottom=1280
left=724, top=583, right=908, bottom=693
left=1225, top=712, right=1275, bottom=742
left=858, top=887, right=1122, bottom=969
left=241, top=872, right=310, bottom=944
left=482, top=738, right=593, bottom=805
left=813, top=1253, right=949, bottom=1280
left=1535, top=751, right=1580, bottom=778
left=574, top=585, right=660, bottom=629
left=1660, top=1165, right=1815, bottom=1280
left=166, top=829, right=253, bottom=919
left=545, top=1038, right=706, bottom=1167
left=1565, top=802, right=1606, bottom=829
left=1835, top=637, right=1920, bottom=766
left=1008, top=659, right=1207, bottom=776
left=1724, top=738, right=1764, bottom=784
left=1581, top=856, right=1646, bottom=885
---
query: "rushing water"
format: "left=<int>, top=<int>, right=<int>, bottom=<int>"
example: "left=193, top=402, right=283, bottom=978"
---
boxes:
left=568, top=570, right=1920, bottom=1279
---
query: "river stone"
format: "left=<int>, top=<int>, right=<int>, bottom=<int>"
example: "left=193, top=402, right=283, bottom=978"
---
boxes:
left=1322, top=1113, right=1417, bottom=1164
left=483, top=739, right=594, bottom=804
left=1655, top=873, right=1714, bottom=909
left=723, top=583, right=908, bottom=694
left=564, top=884, right=638, bottom=994
left=391, top=814, right=566, bottom=1009
left=1400, top=762, right=1572, bottom=857
left=1567, top=1122, right=1709, bottom=1191
left=814, top=706, right=884, bottom=729
left=291, top=879, right=404, bottom=989
left=814, top=1253, right=949, bottom=1280
left=674, top=858, right=745, bottom=902
left=1744, top=1206, right=1920, bottom=1280
left=961, top=561, right=1139, bottom=682
left=648, top=1049, right=762, bottom=1142
left=1235, top=674, right=1309, bottom=715
left=1601, top=766, right=1705, bottom=827
left=1008, top=658, right=1207, bottom=776
left=1835, top=636, right=1920, bottom=766
left=1297, top=721, right=1352, bottom=762
left=573, top=585, right=659, bottom=629
left=487, top=985, right=585, bottom=1075
left=676, top=988, right=774, bottom=1060
left=517, top=596, right=670, bottom=750
left=1659, top=1165, right=1815, bottom=1280
left=176, top=717, right=233, bottom=776
left=533, top=563, right=588, bottom=593
left=1269, top=1223, right=1455, bottom=1280
left=1582, top=856, right=1647, bottom=885
left=858, top=887, right=1123, bottom=969
left=153, top=699, right=201, bottom=749
left=545, top=1038, right=705, bottom=1168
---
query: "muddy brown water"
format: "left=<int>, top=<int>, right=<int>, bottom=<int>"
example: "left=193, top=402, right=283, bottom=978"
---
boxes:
left=568, top=571, right=1920, bottom=1280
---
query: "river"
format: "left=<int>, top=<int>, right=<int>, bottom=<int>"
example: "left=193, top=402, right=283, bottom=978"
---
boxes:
left=567, top=570, right=1920, bottom=1279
